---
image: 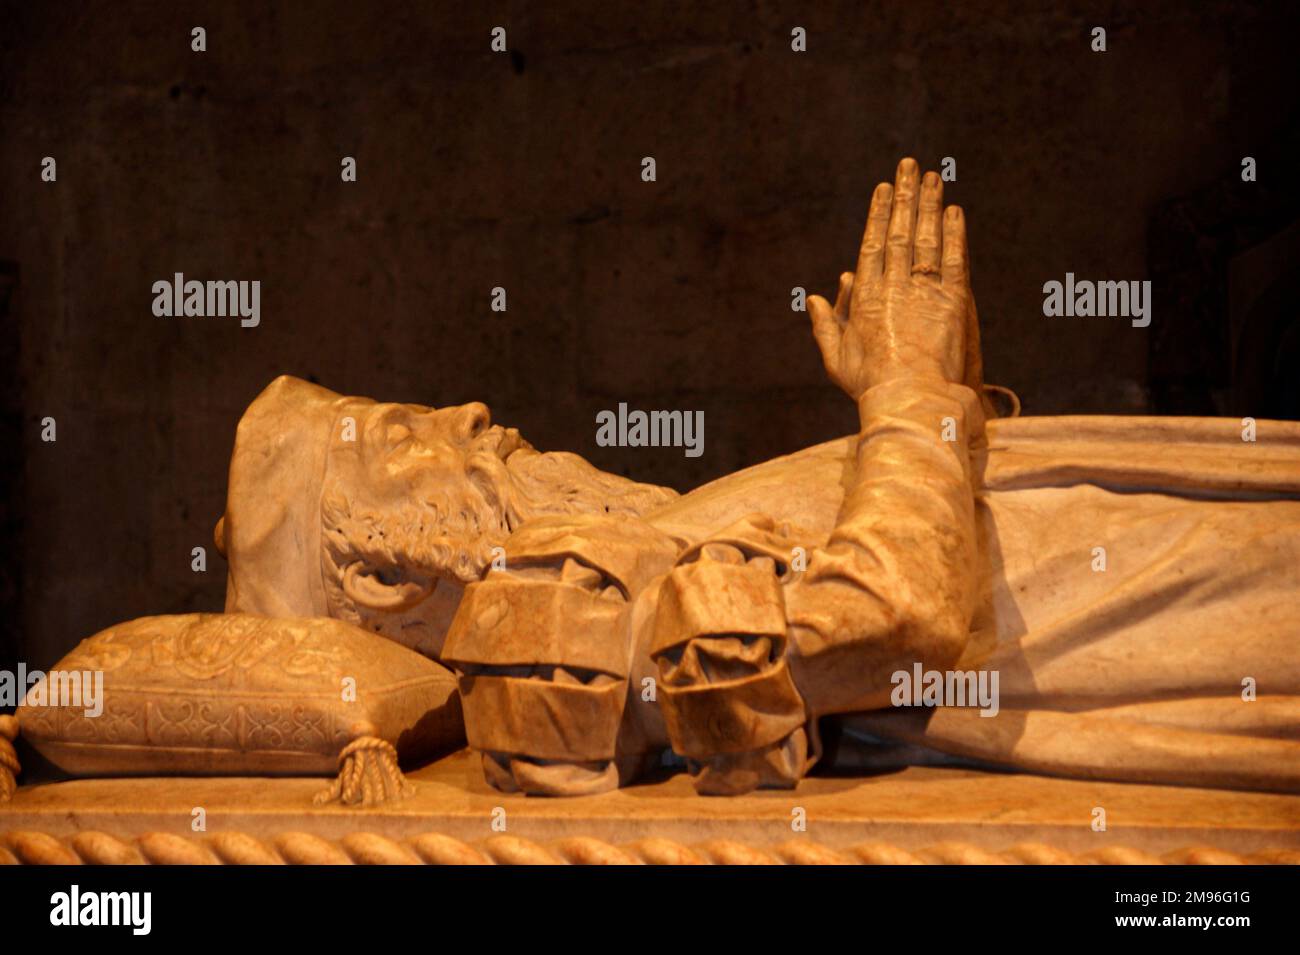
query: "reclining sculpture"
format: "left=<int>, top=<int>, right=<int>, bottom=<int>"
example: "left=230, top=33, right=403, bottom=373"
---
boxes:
left=6, top=158, right=1298, bottom=804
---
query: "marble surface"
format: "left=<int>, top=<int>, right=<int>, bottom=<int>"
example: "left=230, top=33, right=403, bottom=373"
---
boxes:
left=4, top=749, right=1297, bottom=857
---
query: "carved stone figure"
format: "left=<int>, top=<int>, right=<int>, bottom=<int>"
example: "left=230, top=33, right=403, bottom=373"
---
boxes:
left=6, top=158, right=1298, bottom=807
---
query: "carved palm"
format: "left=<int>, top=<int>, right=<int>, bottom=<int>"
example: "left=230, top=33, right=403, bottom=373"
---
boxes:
left=808, top=158, right=979, bottom=398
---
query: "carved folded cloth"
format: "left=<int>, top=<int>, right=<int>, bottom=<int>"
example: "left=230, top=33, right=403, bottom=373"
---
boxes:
left=442, top=515, right=681, bottom=791
left=923, top=416, right=1300, bottom=793
left=652, top=534, right=807, bottom=751
left=649, top=529, right=813, bottom=794
left=648, top=413, right=1300, bottom=794
left=217, top=375, right=376, bottom=619
left=17, top=613, right=463, bottom=777
left=872, top=477, right=1300, bottom=793
left=978, top=414, right=1300, bottom=496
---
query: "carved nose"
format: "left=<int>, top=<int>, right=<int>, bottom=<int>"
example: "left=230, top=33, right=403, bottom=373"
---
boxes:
left=451, top=402, right=491, bottom=443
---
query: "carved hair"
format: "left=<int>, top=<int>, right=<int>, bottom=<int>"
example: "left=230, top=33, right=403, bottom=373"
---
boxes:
left=318, top=444, right=677, bottom=623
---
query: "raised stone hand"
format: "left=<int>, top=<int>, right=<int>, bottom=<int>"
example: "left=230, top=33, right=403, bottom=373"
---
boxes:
left=808, top=157, right=977, bottom=399
left=442, top=160, right=995, bottom=799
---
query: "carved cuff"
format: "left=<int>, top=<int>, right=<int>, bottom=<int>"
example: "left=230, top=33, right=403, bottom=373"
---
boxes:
left=446, top=575, right=630, bottom=677
left=442, top=515, right=681, bottom=776
left=650, top=546, right=808, bottom=761
left=444, top=576, right=631, bottom=765
left=656, top=660, right=806, bottom=757
left=457, top=673, right=627, bottom=762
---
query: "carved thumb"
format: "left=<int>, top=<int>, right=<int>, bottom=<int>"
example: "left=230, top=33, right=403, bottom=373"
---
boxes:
left=807, top=294, right=841, bottom=367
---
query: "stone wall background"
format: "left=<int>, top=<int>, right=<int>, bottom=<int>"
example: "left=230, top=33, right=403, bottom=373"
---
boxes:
left=2, top=0, right=1297, bottom=671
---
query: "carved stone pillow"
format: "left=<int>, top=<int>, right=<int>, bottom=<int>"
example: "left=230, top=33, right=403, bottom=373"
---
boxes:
left=16, top=613, right=463, bottom=804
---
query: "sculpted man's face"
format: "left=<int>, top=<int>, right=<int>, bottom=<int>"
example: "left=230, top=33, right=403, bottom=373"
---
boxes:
left=304, top=393, right=677, bottom=660
left=319, top=400, right=527, bottom=658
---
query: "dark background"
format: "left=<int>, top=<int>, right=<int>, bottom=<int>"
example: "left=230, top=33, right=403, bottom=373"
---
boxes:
left=2, top=1, right=1298, bottom=675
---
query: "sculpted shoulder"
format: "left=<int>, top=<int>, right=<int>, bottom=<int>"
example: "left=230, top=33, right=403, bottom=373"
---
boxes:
left=647, top=436, right=857, bottom=547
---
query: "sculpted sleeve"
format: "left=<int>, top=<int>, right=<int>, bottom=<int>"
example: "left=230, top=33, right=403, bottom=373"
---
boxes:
left=650, top=377, right=983, bottom=794
left=441, top=515, right=681, bottom=795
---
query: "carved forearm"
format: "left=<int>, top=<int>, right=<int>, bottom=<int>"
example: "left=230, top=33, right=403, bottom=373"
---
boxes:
left=784, top=376, right=983, bottom=717
left=647, top=377, right=982, bottom=793
left=446, top=380, right=981, bottom=797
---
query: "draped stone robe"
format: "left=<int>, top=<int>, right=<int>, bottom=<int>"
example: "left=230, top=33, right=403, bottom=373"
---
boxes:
left=646, top=414, right=1300, bottom=793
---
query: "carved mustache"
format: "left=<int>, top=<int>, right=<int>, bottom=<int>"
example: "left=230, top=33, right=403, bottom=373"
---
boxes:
left=322, top=479, right=509, bottom=588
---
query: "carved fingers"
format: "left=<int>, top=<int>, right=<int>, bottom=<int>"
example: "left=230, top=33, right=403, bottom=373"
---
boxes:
left=833, top=270, right=853, bottom=322
left=806, top=270, right=855, bottom=388
left=854, top=158, right=969, bottom=292
left=935, top=204, right=985, bottom=395
left=913, top=172, right=944, bottom=283
left=855, top=181, right=893, bottom=284
left=806, top=292, right=841, bottom=376
left=883, top=157, right=921, bottom=282
left=941, top=204, right=969, bottom=291
left=812, top=158, right=978, bottom=397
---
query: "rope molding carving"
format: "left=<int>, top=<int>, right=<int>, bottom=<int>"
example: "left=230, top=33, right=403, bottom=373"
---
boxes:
left=0, top=717, right=19, bottom=804
left=1, top=830, right=1297, bottom=865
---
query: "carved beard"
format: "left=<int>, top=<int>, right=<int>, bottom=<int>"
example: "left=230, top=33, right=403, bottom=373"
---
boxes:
left=319, top=442, right=678, bottom=624
left=320, top=467, right=508, bottom=595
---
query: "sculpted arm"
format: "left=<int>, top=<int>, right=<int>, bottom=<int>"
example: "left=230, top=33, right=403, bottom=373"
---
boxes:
left=442, top=159, right=985, bottom=797
left=651, top=159, right=984, bottom=792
